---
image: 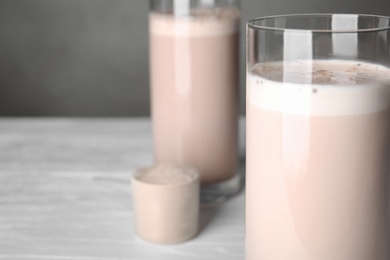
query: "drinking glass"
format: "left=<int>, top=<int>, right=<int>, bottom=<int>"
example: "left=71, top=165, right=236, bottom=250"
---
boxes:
left=246, top=14, right=390, bottom=260
left=150, top=0, right=241, bottom=202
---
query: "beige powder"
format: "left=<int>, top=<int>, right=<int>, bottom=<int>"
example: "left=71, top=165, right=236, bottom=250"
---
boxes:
left=136, top=164, right=197, bottom=185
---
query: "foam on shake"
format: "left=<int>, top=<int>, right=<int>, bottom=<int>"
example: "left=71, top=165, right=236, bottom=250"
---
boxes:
left=247, top=60, right=390, bottom=115
left=150, top=7, right=240, bottom=36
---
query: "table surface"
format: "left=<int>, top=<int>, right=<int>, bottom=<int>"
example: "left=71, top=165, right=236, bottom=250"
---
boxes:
left=0, top=118, right=246, bottom=260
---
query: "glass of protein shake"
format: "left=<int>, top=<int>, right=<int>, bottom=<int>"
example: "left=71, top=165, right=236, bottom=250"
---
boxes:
left=246, top=14, right=390, bottom=260
left=149, top=0, right=241, bottom=202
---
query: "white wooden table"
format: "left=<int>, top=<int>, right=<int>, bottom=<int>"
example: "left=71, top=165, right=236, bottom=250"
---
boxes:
left=0, top=118, right=245, bottom=260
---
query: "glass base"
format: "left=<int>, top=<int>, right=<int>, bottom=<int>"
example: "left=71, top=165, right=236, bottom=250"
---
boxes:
left=200, top=172, right=244, bottom=204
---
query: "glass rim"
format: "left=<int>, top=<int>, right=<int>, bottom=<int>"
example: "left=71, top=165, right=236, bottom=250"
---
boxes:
left=247, top=13, right=390, bottom=33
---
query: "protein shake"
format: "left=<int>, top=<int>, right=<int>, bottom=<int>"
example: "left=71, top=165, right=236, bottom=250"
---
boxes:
left=150, top=7, right=240, bottom=184
left=246, top=60, right=390, bottom=260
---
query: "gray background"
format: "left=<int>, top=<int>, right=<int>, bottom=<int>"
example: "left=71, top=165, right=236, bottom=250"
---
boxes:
left=1, top=0, right=390, bottom=117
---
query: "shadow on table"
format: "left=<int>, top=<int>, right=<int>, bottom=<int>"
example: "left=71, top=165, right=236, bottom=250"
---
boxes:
left=198, top=153, right=245, bottom=234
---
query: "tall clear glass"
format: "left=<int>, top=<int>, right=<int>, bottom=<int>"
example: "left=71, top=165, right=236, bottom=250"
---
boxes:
left=150, top=0, right=241, bottom=203
left=246, top=14, right=390, bottom=259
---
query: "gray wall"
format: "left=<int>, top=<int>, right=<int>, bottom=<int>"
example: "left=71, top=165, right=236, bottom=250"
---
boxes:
left=1, top=0, right=390, bottom=117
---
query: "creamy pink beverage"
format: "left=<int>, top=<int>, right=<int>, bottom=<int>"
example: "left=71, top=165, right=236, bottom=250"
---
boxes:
left=150, top=8, right=240, bottom=184
left=246, top=60, right=390, bottom=260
